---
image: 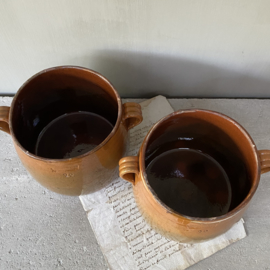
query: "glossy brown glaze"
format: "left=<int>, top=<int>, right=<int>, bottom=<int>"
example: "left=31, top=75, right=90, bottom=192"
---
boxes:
left=35, top=112, right=114, bottom=159
left=258, top=150, right=270, bottom=174
left=146, top=148, right=232, bottom=218
left=0, top=66, right=142, bottom=195
left=0, top=106, right=10, bottom=134
left=119, top=109, right=268, bottom=242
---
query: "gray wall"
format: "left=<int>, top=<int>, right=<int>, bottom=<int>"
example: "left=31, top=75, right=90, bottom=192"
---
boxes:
left=1, top=1, right=270, bottom=97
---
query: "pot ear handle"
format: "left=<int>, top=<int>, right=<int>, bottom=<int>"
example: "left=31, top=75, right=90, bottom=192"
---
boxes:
left=258, top=150, right=270, bottom=174
left=122, top=103, right=143, bottom=131
left=0, top=106, right=10, bottom=134
left=119, top=156, right=139, bottom=185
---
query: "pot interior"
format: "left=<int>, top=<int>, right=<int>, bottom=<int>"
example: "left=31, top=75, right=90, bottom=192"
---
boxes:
left=144, top=110, right=258, bottom=218
left=11, top=67, right=119, bottom=157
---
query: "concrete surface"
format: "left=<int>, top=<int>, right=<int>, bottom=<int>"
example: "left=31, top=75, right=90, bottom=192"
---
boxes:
left=0, top=97, right=270, bottom=270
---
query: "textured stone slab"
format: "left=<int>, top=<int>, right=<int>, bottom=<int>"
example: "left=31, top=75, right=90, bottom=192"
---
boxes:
left=0, top=97, right=270, bottom=269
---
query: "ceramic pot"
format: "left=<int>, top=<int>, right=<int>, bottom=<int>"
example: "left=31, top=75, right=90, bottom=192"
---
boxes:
left=119, top=109, right=270, bottom=242
left=0, top=66, right=142, bottom=196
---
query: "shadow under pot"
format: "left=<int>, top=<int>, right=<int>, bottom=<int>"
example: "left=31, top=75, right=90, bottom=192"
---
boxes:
left=119, top=109, right=270, bottom=242
left=0, top=66, right=143, bottom=196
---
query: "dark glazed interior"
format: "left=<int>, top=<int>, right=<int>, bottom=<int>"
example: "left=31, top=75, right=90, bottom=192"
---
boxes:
left=144, top=111, right=257, bottom=214
left=11, top=67, right=118, bottom=156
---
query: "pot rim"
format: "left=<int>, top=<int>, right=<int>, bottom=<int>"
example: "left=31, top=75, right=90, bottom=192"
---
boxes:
left=9, top=65, right=123, bottom=163
left=139, top=109, right=260, bottom=223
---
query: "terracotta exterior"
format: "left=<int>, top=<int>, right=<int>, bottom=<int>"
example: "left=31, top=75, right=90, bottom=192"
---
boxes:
left=0, top=66, right=142, bottom=196
left=0, top=106, right=10, bottom=134
left=119, top=109, right=269, bottom=242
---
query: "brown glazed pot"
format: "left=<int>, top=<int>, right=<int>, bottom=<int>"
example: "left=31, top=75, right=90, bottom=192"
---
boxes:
left=119, top=109, right=270, bottom=242
left=0, top=66, right=142, bottom=196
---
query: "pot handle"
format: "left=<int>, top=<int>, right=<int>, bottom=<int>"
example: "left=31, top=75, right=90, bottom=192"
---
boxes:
left=0, top=106, right=10, bottom=134
left=119, top=156, right=139, bottom=185
left=258, top=150, right=270, bottom=174
left=122, top=102, right=143, bottom=131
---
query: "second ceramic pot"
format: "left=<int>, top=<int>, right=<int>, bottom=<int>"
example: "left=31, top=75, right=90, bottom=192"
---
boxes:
left=119, top=109, right=270, bottom=242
